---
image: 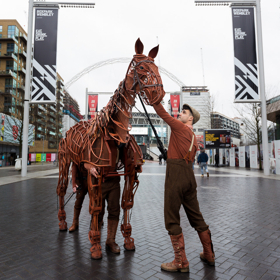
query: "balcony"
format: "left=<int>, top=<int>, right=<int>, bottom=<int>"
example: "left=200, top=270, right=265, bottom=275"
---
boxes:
left=0, top=52, right=18, bottom=60
left=38, top=105, right=46, bottom=112
left=37, top=126, right=45, bottom=132
left=0, top=88, right=13, bottom=96
left=0, top=35, right=18, bottom=42
left=17, top=84, right=25, bottom=92
left=0, top=70, right=15, bottom=78
left=18, top=66, right=26, bottom=75
left=18, top=49, right=27, bottom=59
left=19, top=33, right=27, bottom=44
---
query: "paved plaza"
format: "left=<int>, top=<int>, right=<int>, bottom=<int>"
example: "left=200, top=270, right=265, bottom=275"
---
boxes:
left=0, top=162, right=280, bottom=280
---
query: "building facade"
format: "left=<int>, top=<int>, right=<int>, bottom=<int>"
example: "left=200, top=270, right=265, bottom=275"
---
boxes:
left=266, top=95, right=280, bottom=141
left=0, top=20, right=27, bottom=119
left=211, top=112, right=241, bottom=146
left=180, top=86, right=211, bottom=136
left=62, top=89, right=82, bottom=137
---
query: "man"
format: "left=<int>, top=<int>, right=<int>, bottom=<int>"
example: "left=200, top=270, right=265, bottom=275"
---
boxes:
left=152, top=102, right=215, bottom=273
left=69, top=161, right=121, bottom=254
left=215, top=152, right=219, bottom=167
left=197, top=149, right=209, bottom=177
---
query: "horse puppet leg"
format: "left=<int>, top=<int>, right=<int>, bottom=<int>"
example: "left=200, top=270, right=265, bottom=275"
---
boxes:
left=88, top=171, right=103, bottom=260
left=56, top=140, right=71, bottom=231
left=121, top=167, right=139, bottom=251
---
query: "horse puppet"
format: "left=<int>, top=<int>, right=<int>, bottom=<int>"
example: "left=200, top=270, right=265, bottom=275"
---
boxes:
left=56, top=38, right=165, bottom=259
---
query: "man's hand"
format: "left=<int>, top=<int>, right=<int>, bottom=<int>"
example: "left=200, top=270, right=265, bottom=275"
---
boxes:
left=90, top=166, right=100, bottom=178
left=73, top=184, right=79, bottom=193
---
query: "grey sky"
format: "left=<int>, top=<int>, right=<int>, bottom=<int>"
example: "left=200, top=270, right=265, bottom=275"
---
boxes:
left=1, top=0, right=280, bottom=117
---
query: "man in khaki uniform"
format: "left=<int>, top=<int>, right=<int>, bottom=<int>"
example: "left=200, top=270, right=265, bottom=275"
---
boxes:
left=152, top=102, right=215, bottom=273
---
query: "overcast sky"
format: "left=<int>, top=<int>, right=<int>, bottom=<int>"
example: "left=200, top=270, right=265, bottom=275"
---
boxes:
left=1, top=0, right=280, bottom=117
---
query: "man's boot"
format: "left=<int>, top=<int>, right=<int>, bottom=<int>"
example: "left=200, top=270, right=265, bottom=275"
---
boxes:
left=198, top=229, right=215, bottom=266
left=106, top=219, right=120, bottom=254
left=161, top=233, right=189, bottom=272
left=69, top=208, right=81, bottom=232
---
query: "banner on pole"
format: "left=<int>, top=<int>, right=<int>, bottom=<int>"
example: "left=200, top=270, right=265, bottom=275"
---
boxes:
left=239, top=146, right=245, bottom=167
left=88, top=94, right=98, bottom=120
left=31, top=8, right=58, bottom=103
left=232, top=7, right=259, bottom=102
left=170, top=94, right=180, bottom=119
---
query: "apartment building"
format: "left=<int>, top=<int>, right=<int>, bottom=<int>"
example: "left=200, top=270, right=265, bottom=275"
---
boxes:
left=0, top=20, right=27, bottom=118
left=62, top=89, right=82, bottom=137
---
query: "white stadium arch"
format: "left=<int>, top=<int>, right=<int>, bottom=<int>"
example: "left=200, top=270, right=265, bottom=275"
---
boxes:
left=64, top=57, right=186, bottom=90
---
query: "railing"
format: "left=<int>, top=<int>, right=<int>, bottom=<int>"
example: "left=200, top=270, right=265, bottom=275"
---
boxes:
left=0, top=35, right=18, bottom=42
left=18, top=49, right=27, bottom=57
left=0, top=70, right=14, bottom=77
left=18, top=66, right=26, bottom=74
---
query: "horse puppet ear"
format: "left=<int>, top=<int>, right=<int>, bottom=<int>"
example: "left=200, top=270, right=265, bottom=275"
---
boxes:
left=135, top=38, right=144, bottom=54
left=148, top=45, right=159, bottom=59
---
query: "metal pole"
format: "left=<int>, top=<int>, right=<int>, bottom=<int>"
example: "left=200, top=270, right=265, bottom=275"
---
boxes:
left=85, top=88, right=88, bottom=121
left=21, top=0, right=34, bottom=177
left=255, top=0, right=269, bottom=175
left=42, top=136, right=44, bottom=165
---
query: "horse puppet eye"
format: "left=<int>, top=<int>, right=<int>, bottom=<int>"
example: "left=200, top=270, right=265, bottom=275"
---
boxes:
left=140, top=66, right=144, bottom=70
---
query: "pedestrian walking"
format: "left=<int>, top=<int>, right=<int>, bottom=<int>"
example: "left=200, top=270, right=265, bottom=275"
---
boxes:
left=197, top=149, right=209, bottom=177
left=159, top=153, right=163, bottom=165
left=152, top=102, right=215, bottom=273
left=215, top=153, right=219, bottom=167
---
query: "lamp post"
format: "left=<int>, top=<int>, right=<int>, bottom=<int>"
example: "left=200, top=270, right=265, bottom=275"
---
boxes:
left=21, top=1, right=95, bottom=177
left=194, top=0, right=269, bottom=175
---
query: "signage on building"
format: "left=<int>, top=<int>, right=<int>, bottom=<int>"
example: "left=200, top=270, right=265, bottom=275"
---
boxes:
left=31, top=8, right=58, bottom=103
left=204, top=129, right=231, bottom=149
left=170, top=94, right=180, bottom=118
left=0, top=113, right=34, bottom=145
left=88, top=94, right=98, bottom=120
left=190, top=92, right=200, bottom=96
left=130, top=127, right=148, bottom=135
left=232, top=7, right=259, bottom=102
left=196, top=135, right=204, bottom=150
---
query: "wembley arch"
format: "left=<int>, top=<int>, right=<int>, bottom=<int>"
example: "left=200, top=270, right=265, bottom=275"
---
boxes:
left=64, top=57, right=186, bottom=90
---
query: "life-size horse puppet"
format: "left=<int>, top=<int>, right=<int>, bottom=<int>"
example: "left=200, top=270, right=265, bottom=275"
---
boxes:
left=56, top=38, right=165, bottom=259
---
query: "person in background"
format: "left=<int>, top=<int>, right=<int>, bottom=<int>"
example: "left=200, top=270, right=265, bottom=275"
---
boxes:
left=197, top=149, right=209, bottom=177
left=215, top=153, right=219, bottom=167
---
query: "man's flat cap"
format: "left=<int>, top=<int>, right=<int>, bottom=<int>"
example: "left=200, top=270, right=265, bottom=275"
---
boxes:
left=182, top=104, right=200, bottom=124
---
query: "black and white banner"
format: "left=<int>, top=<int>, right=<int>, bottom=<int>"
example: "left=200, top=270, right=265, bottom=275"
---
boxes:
left=232, top=7, right=259, bottom=102
left=31, top=8, right=58, bottom=103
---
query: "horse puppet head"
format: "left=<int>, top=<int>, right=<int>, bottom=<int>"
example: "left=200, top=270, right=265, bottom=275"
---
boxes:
left=124, top=38, right=166, bottom=107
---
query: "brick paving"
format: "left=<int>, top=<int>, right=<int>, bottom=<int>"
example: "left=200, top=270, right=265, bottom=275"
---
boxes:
left=0, top=162, right=280, bottom=279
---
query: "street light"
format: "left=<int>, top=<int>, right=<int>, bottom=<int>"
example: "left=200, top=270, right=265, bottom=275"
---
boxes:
left=194, top=0, right=270, bottom=175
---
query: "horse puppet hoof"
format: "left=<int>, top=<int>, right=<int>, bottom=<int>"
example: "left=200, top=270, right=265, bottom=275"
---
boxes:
left=59, top=222, right=68, bottom=231
left=91, top=251, right=102, bottom=260
left=124, top=238, right=136, bottom=251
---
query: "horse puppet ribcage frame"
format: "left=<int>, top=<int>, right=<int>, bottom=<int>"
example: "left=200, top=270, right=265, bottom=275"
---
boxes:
left=56, top=38, right=165, bottom=259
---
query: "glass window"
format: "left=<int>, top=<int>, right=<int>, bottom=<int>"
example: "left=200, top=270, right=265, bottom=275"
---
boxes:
left=13, top=61, right=17, bottom=70
left=0, top=26, right=2, bottom=32
left=13, top=79, right=17, bottom=88
left=6, top=61, right=13, bottom=70
left=14, top=44, right=18, bottom=53
left=0, top=43, right=1, bottom=49
left=5, top=78, right=12, bottom=86
left=7, top=43, right=14, bottom=53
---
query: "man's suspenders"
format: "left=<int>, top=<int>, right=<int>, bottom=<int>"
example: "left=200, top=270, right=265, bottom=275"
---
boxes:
left=184, top=129, right=195, bottom=163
